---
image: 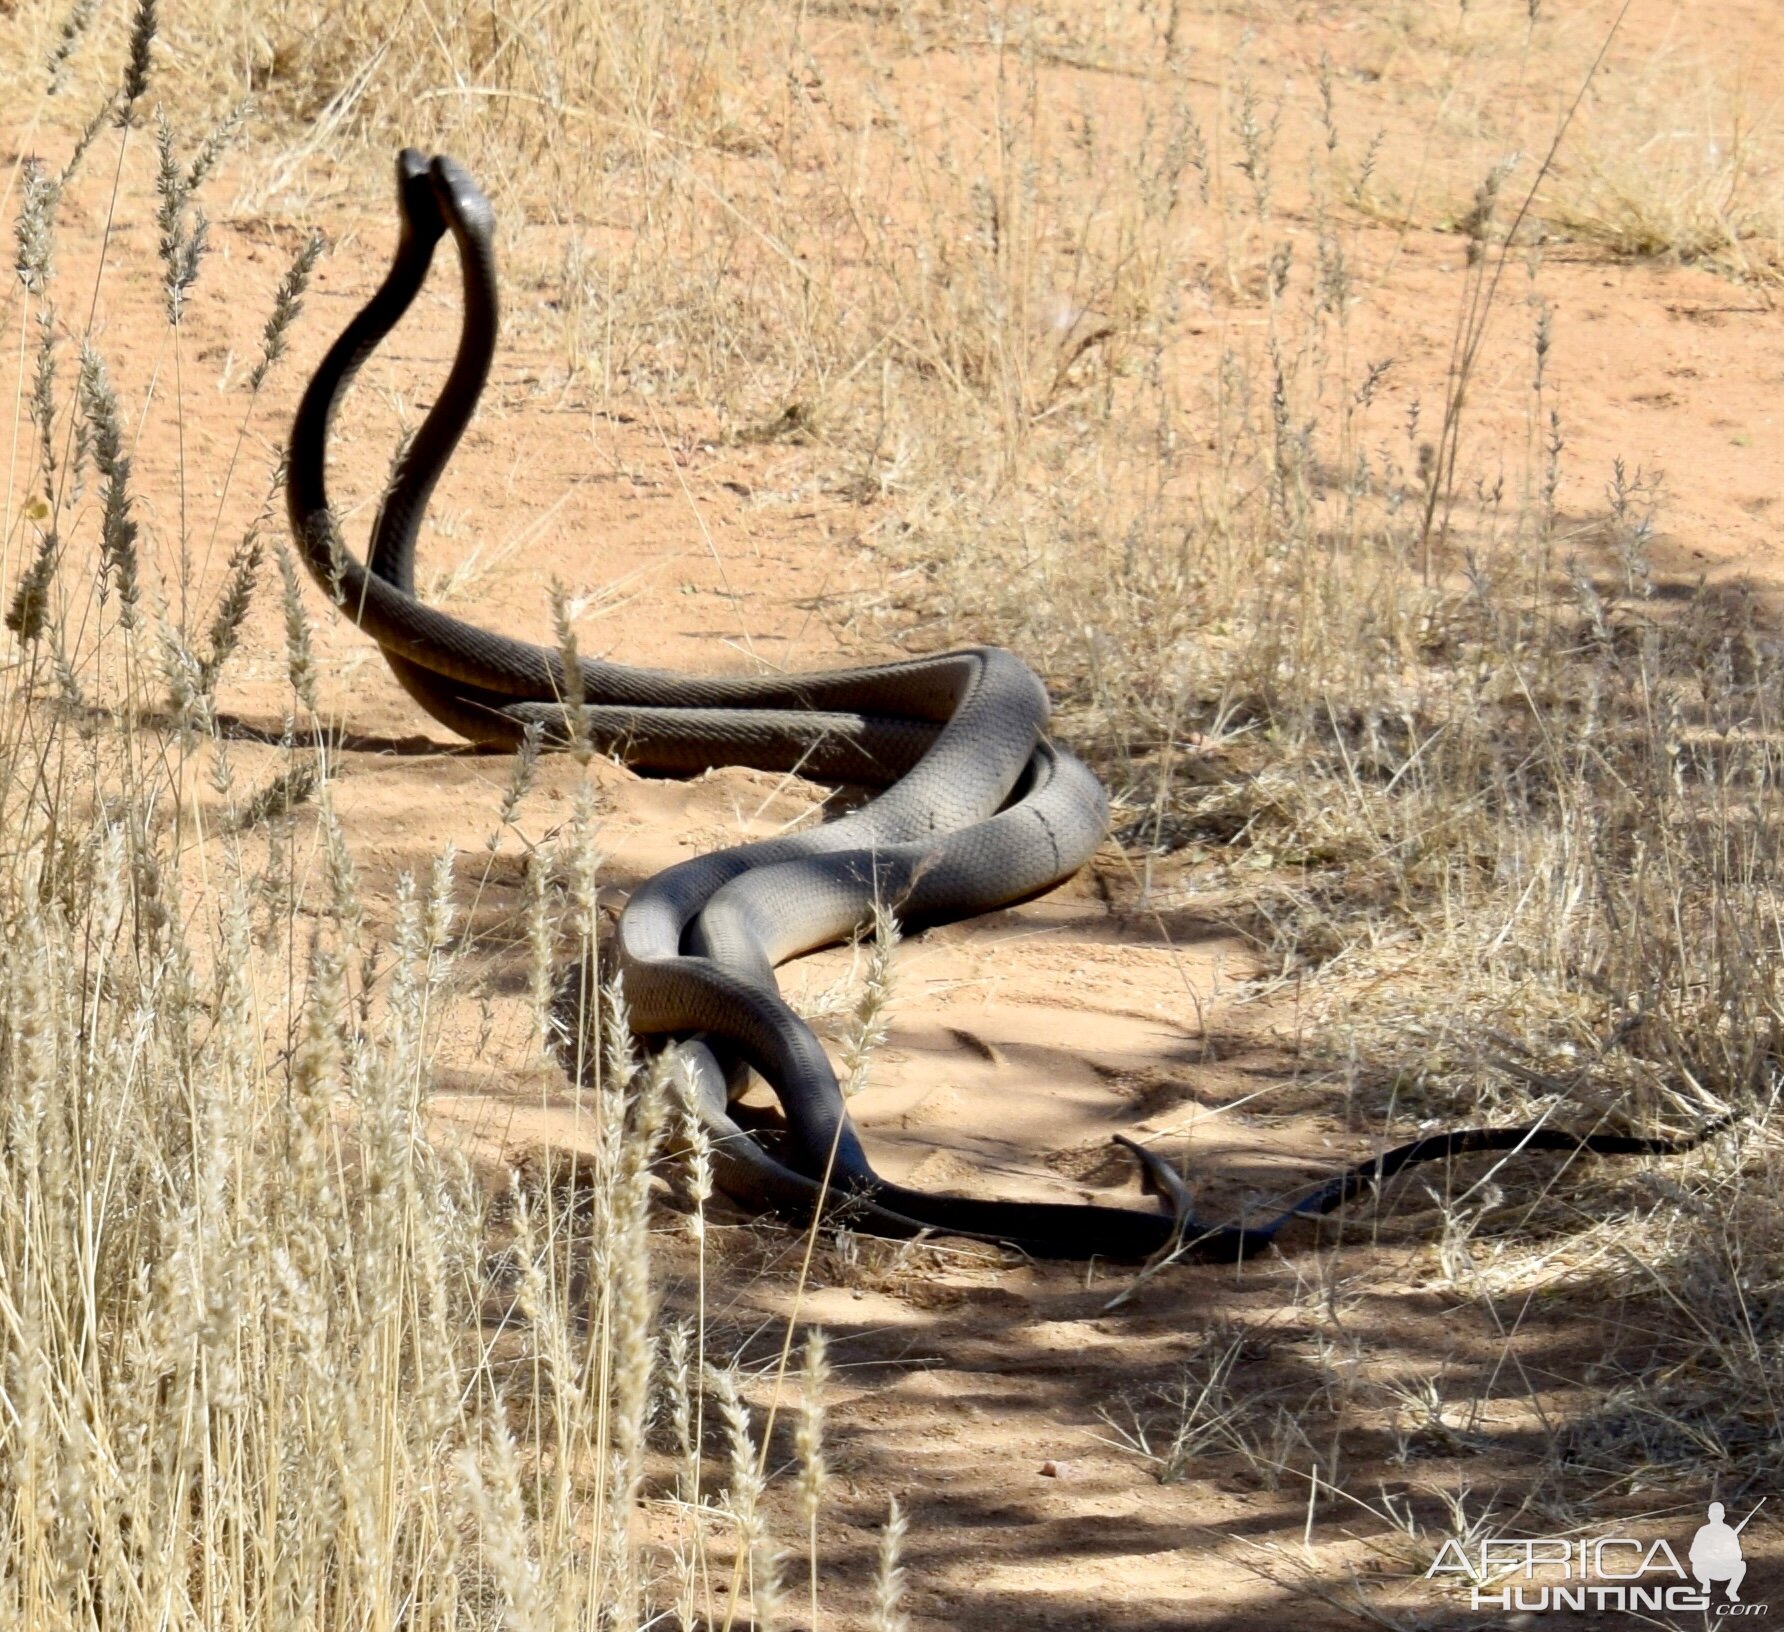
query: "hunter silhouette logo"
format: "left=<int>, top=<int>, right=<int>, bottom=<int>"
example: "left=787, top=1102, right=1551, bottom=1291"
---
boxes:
left=1425, top=1498, right=1768, bottom=1615
left=1692, top=1502, right=1757, bottom=1603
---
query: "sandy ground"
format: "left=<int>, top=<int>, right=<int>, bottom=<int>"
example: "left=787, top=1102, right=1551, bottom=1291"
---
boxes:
left=6, top=0, right=1784, bottom=1624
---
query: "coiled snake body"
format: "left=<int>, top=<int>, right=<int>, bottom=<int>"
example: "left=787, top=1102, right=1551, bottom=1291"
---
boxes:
left=286, top=153, right=1721, bottom=1261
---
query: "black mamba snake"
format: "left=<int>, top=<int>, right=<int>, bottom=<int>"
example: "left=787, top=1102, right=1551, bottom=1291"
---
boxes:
left=285, top=151, right=1724, bottom=1261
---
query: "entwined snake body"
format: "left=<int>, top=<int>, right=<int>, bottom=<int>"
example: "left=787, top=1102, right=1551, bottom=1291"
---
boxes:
left=285, top=152, right=1722, bottom=1261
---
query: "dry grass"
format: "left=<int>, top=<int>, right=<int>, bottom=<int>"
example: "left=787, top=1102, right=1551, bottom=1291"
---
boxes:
left=1538, top=47, right=1784, bottom=275
left=0, top=0, right=1782, bottom=1624
left=0, top=8, right=909, bottom=1627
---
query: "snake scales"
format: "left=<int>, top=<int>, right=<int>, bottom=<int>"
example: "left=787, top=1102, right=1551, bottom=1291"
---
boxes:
left=285, top=152, right=1722, bottom=1261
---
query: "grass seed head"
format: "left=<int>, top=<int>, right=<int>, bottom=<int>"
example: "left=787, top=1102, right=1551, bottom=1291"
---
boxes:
left=118, top=0, right=158, bottom=123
